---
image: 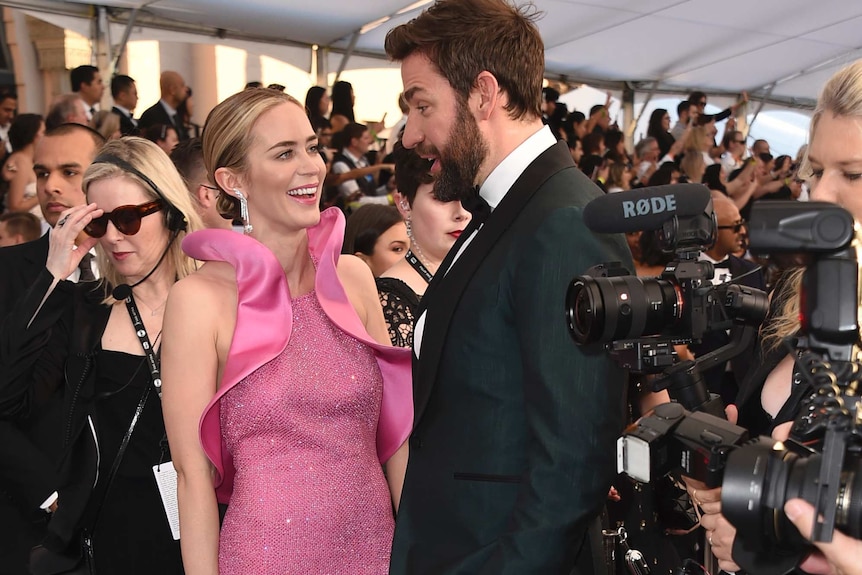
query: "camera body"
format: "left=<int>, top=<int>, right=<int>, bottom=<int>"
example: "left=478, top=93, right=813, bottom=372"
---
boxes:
left=570, top=265, right=766, bottom=369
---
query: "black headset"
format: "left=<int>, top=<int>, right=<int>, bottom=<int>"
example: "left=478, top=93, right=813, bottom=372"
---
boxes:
left=92, top=153, right=188, bottom=233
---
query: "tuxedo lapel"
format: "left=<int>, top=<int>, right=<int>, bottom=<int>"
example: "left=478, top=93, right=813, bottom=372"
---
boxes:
left=413, top=141, right=573, bottom=422
left=23, top=234, right=49, bottom=268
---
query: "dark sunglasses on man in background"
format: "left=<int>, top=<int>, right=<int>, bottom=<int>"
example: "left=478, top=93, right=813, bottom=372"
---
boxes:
left=717, top=220, right=746, bottom=233
left=85, top=199, right=163, bottom=238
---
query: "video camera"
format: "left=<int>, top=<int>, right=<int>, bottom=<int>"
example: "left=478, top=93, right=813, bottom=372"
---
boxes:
left=567, top=184, right=768, bottom=418
left=571, top=192, right=861, bottom=575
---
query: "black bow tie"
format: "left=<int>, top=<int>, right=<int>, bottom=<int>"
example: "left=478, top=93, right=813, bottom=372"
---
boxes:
left=462, top=187, right=491, bottom=225
left=713, top=259, right=731, bottom=269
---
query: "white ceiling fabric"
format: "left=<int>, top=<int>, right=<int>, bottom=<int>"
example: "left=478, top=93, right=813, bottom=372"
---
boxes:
left=14, top=0, right=862, bottom=107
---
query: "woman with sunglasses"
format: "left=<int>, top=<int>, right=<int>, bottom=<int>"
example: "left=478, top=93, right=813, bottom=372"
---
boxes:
left=161, top=88, right=411, bottom=574
left=0, top=137, right=201, bottom=574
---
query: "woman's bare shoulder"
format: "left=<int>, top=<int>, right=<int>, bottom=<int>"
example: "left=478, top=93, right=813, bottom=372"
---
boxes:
left=171, top=262, right=237, bottom=306
left=337, top=254, right=375, bottom=287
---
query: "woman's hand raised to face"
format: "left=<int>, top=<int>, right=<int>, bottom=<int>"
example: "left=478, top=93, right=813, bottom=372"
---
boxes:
left=46, top=203, right=103, bottom=280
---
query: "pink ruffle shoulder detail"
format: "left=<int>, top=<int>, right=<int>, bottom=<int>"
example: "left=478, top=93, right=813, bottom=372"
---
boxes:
left=182, top=208, right=413, bottom=504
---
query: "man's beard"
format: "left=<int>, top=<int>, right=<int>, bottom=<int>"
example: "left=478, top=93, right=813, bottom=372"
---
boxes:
left=417, top=99, right=488, bottom=203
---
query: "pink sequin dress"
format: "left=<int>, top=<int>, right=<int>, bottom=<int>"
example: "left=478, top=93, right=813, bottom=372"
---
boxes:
left=218, top=290, right=394, bottom=574
left=182, top=211, right=413, bottom=574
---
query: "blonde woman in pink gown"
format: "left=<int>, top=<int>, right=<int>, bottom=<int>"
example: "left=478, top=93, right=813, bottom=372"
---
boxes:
left=161, top=88, right=412, bottom=575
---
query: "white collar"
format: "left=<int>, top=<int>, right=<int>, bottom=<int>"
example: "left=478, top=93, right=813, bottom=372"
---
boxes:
left=343, top=148, right=367, bottom=166
left=160, top=99, right=178, bottom=117
left=479, top=125, right=556, bottom=210
left=699, top=253, right=729, bottom=265
left=114, top=104, right=133, bottom=117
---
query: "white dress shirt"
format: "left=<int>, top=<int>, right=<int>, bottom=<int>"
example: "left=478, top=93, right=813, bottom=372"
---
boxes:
left=414, top=125, right=557, bottom=357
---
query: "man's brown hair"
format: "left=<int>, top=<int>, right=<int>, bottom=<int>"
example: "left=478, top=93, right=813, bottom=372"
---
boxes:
left=0, top=212, right=41, bottom=242
left=385, top=0, right=544, bottom=121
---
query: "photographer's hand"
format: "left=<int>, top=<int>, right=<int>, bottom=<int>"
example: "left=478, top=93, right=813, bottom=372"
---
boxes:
left=682, top=478, right=740, bottom=571
left=785, top=499, right=862, bottom=575
left=699, top=505, right=741, bottom=572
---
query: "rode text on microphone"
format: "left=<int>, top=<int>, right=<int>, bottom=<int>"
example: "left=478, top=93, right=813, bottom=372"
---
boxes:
left=622, top=193, right=676, bottom=219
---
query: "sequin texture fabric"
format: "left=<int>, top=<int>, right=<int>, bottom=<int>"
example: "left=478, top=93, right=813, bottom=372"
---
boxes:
left=218, top=291, right=394, bottom=574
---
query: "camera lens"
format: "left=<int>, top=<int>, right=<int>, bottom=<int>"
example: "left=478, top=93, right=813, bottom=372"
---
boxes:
left=571, top=282, right=593, bottom=337
left=566, top=276, right=683, bottom=344
left=723, top=438, right=862, bottom=552
left=722, top=283, right=769, bottom=325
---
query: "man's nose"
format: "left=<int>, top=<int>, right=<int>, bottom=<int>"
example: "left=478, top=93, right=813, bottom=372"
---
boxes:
left=401, top=116, right=422, bottom=149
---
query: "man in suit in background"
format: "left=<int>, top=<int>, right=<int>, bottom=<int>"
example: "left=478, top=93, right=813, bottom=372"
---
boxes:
left=70, top=65, right=104, bottom=122
left=0, top=123, right=104, bottom=320
left=385, top=1, right=631, bottom=572
left=691, top=193, right=766, bottom=405
left=0, top=123, right=104, bottom=573
left=137, top=70, right=189, bottom=141
left=110, top=74, right=139, bottom=136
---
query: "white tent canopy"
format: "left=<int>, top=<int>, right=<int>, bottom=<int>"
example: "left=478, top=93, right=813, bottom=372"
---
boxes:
left=10, top=0, right=862, bottom=108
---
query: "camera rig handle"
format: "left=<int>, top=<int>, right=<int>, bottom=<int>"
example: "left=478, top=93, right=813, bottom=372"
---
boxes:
left=652, top=324, right=758, bottom=418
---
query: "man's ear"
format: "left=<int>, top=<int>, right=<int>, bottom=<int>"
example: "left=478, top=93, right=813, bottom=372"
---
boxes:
left=474, top=71, right=500, bottom=121
left=196, top=183, right=215, bottom=209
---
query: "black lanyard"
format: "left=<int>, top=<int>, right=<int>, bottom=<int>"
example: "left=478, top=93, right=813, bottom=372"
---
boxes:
left=405, top=250, right=433, bottom=284
left=119, top=289, right=162, bottom=399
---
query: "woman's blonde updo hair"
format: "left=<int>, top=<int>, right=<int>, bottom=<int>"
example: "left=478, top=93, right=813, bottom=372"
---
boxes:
left=82, top=137, right=203, bottom=300
left=202, top=88, right=303, bottom=220
left=763, top=59, right=862, bottom=351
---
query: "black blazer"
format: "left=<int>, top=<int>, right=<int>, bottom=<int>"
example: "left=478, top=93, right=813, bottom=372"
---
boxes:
left=137, top=101, right=188, bottom=141
left=0, top=269, right=110, bottom=553
left=389, top=141, right=631, bottom=574
left=0, top=233, right=49, bottom=323
left=111, top=106, right=138, bottom=136
left=0, top=235, right=59, bottom=506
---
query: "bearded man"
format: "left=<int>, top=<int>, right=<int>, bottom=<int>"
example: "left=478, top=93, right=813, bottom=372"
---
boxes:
left=385, top=1, right=631, bottom=573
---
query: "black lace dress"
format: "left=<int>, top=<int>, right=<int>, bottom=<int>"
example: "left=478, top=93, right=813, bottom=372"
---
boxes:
left=376, top=277, right=421, bottom=348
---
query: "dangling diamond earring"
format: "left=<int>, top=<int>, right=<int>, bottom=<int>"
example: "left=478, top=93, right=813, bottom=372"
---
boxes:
left=405, top=217, right=413, bottom=240
left=233, top=189, right=253, bottom=234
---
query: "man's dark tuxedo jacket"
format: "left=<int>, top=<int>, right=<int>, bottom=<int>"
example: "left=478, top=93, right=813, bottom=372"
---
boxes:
left=389, top=141, right=631, bottom=574
left=137, top=101, right=188, bottom=141
left=689, top=255, right=767, bottom=404
left=111, top=106, right=138, bottom=136
left=0, top=234, right=63, bottom=571
left=0, top=233, right=49, bottom=323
